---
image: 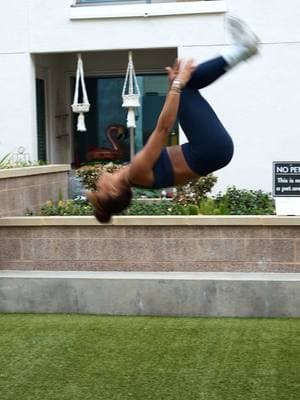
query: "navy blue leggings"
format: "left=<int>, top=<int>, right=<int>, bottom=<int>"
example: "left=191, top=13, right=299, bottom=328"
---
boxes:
left=179, top=56, right=234, bottom=176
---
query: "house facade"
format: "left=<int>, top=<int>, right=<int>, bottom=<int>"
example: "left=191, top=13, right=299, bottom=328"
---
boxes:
left=0, top=0, right=300, bottom=193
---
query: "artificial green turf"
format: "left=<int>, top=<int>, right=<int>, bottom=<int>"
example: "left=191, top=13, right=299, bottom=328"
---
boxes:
left=0, top=315, right=299, bottom=400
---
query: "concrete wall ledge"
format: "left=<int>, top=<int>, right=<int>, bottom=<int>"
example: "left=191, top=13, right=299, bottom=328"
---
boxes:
left=0, top=164, right=70, bottom=179
left=2, top=215, right=300, bottom=226
left=1, top=271, right=300, bottom=281
left=1, top=271, right=299, bottom=317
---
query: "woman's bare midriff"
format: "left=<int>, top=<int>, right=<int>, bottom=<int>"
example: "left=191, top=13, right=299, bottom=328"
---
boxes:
left=166, top=145, right=199, bottom=185
left=129, top=145, right=200, bottom=188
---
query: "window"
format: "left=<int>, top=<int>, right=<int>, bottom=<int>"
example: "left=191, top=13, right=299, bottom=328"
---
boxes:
left=71, top=0, right=226, bottom=20
left=72, top=74, right=178, bottom=165
left=36, top=79, right=47, bottom=162
left=77, top=0, right=152, bottom=4
left=77, top=0, right=196, bottom=4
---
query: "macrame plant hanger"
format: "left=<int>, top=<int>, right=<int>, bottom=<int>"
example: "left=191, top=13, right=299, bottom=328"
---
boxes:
left=122, top=51, right=140, bottom=161
left=71, top=53, right=90, bottom=132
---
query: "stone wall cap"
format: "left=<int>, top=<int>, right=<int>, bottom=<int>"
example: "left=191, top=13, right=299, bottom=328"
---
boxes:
left=0, top=271, right=299, bottom=281
left=0, top=164, right=70, bottom=179
left=2, top=215, right=300, bottom=226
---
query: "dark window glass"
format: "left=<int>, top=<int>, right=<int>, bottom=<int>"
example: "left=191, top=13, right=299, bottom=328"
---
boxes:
left=72, top=74, right=178, bottom=165
left=36, top=79, right=47, bottom=162
left=77, top=0, right=150, bottom=4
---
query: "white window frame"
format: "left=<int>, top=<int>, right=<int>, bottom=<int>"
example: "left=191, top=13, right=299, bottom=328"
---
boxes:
left=70, top=0, right=226, bottom=20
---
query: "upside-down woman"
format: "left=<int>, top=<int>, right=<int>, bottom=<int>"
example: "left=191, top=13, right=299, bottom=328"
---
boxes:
left=87, top=16, right=259, bottom=222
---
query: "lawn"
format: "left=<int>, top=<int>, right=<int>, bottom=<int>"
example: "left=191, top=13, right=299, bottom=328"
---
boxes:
left=0, top=314, right=299, bottom=400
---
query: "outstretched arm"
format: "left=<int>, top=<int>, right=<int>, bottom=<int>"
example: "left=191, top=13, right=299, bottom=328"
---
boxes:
left=134, top=59, right=195, bottom=168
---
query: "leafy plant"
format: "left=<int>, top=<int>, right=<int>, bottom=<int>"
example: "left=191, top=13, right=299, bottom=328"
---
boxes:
left=132, top=187, right=161, bottom=199
left=198, top=198, right=223, bottom=215
left=0, top=152, right=46, bottom=169
left=178, top=204, right=200, bottom=215
left=36, top=198, right=199, bottom=217
left=76, top=163, right=124, bottom=191
left=198, top=187, right=275, bottom=215
left=0, top=153, right=12, bottom=168
left=39, top=199, right=93, bottom=216
left=122, top=200, right=187, bottom=216
left=34, top=184, right=274, bottom=217
left=173, top=174, right=218, bottom=206
left=58, top=189, right=64, bottom=202
left=222, top=186, right=275, bottom=215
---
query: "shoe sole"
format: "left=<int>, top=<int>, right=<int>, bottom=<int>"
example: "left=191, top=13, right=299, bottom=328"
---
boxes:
left=226, top=15, right=260, bottom=46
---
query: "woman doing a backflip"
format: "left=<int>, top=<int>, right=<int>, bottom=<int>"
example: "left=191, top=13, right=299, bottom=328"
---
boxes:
left=87, top=16, right=260, bottom=222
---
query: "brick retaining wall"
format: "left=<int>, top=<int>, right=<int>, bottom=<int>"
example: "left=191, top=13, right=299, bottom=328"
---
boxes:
left=0, top=216, right=299, bottom=272
left=0, top=165, right=70, bottom=217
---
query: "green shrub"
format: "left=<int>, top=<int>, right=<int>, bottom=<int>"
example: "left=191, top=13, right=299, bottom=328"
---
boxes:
left=173, top=174, right=217, bottom=206
left=36, top=199, right=192, bottom=217
left=122, top=200, right=186, bottom=216
left=198, top=198, right=222, bottom=215
left=222, top=186, right=275, bottom=215
left=35, top=185, right=274, bottom=217
left=39, top=199, right=93, bottom=216
left=178, top=204, right=200, bottom=215
left=198, top=187, right=275, bottom=215
left=132, top=187, right=161, bottom=199
left=76, top=163, right=124, bottom=191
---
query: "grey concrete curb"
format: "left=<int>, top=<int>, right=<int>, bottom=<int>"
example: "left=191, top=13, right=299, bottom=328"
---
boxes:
left=1, top=271, right=299, bottom=317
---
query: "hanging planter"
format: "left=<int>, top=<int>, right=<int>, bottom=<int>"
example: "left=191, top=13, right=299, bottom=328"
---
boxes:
left=71, top=53, right=90, bottom=132
left=122, top=51, right=141, bottom=113
left=122, top=51, right=141, bottom=161
left=122, top=94, right=140, bottom=108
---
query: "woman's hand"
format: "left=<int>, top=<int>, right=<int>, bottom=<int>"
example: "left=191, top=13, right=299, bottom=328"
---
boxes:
left=176, top=58, right=196, bottom=87
left=165, top=59, right=179, bottom=83
left=166, top=58, right=196, bottom=87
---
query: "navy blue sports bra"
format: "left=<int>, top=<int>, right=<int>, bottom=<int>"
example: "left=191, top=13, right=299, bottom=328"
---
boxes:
left=150, top=148, right=174, bottom=189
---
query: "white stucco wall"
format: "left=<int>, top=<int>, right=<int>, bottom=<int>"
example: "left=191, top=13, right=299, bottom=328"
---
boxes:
left=179, top=0, right=300, bottom=192
left=0, top=2, right=36, bottom=160
left=0, top=54, right=37, bottom=161
left=0, top=0, right=300, bottom=194
left=28, top=1, right=225, bottom=53
left=179, top=42, right=300, bottom=193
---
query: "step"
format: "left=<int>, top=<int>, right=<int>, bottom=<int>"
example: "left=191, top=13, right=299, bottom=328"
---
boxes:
left=0, top=271, right=299, bottom=317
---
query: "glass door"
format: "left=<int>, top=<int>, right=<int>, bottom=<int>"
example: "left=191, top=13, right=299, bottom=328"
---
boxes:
left=72, top=74, right=178, bottom=165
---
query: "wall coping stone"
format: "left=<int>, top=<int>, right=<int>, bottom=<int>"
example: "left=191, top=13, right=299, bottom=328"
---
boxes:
left=1, top=215, right=300, bottom=226
left=0, top=164, right=70, bottom=179
left=1, top=271, right=299, bottom=281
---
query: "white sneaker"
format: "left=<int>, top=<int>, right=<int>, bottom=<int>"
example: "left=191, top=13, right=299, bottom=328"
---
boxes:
left=226, top=15, right=260, bottom=57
